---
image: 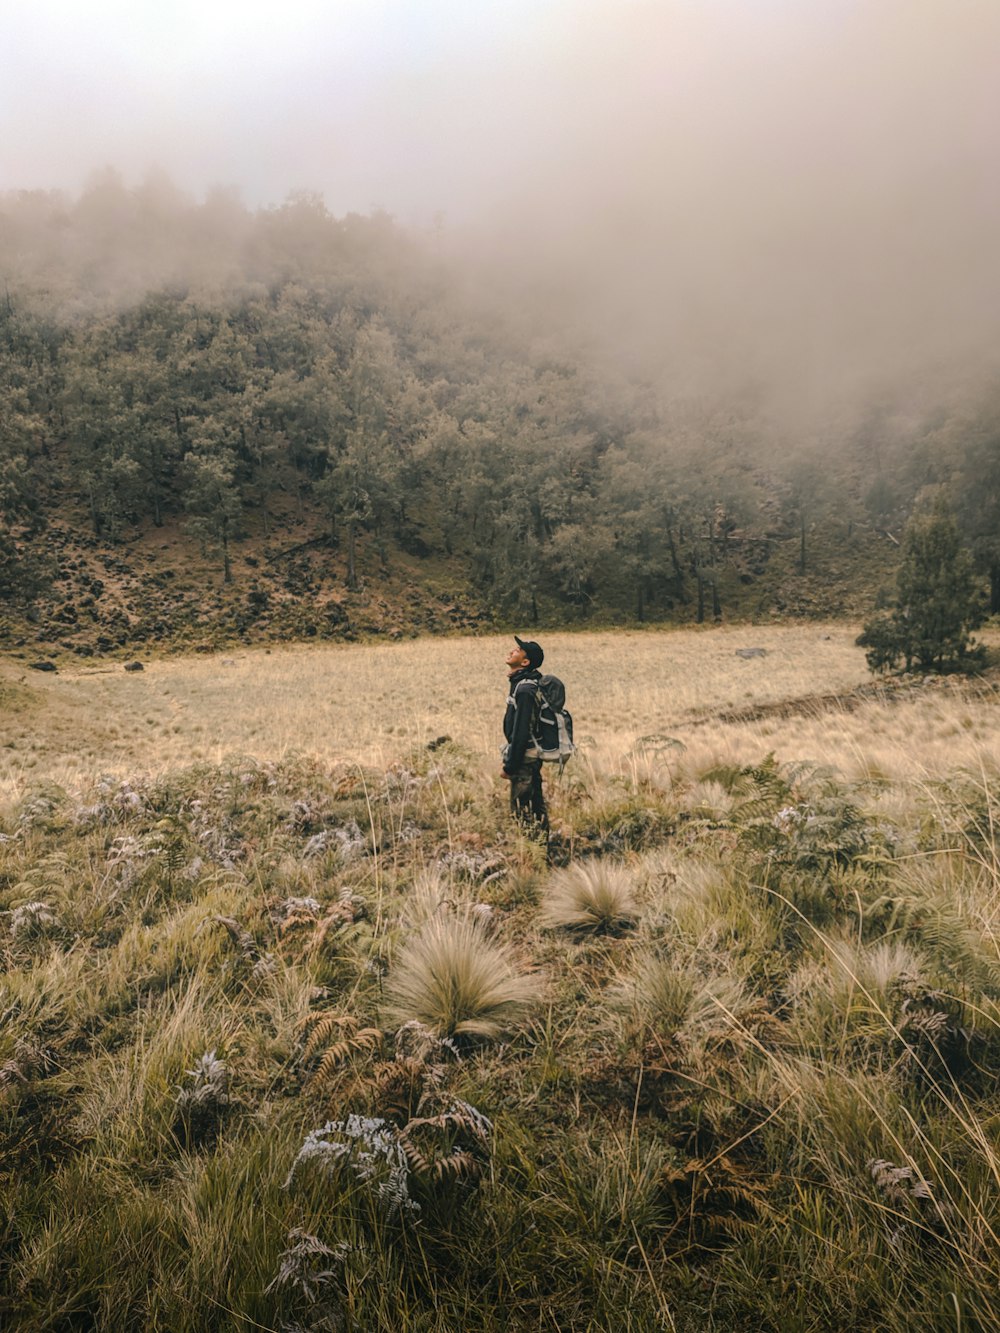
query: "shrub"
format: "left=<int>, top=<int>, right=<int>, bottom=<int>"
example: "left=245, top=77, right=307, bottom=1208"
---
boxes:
left=859, top=497, right=983, bottom=674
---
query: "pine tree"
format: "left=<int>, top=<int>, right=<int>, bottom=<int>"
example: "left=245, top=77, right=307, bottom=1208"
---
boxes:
left=859, top=496, right=982, bottom=673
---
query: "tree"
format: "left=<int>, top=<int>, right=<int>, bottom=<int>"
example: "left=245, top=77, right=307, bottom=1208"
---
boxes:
left=784, top=458, right=830, bottom=575
left=182, top=438, right=243, bottom=583
left=0, top=432, right=49, bottom=604
left=315, top=320, right=412, bottom=587
left=954, top=418, right=1000, bottom=615
left=0, top=315, right=52, bottom=604
left=859, top=497, right=982, bottom=673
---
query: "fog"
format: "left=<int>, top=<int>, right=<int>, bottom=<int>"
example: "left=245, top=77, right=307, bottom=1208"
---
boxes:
left=4, top=0, right=1000, bottom=417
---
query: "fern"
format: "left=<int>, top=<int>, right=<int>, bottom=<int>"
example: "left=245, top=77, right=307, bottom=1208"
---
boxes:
left=285, top=1114, right=419, bottom=1216
left=0, top=1038, right=53, bottom=1086
left=307, top=890, right=368, bottom=956
left=277, top=896, right=322, bottom=937
left=877, top=890, right=1000, bottom=991
left=6, top=900, right=60, bottom=940
left=399, top=1097, right=493, bottom=1186
left=391, top=1019, right=460, bottom=1064
left=660, top=1152, right=776, bottom=1250
left=365, top=1057, right=433, bottom=1126
left=632, top=734, right=687, bottom=758
left=868, top=1156, right=957, bottom=1249
left=758, top=794, right=886, bottom=871
left=173, top=1050, right=230, bottom=1147
left=265, top=1226, right=351, bottom=1325
left=199, top=913, right=260, bottom=962
left=297, top=1012, right=382, bottom=1089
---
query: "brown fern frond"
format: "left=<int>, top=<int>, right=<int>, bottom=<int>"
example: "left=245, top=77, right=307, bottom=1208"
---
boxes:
left=399, top=1133, right=483, bottom=1185
left=307, top=915, right=351, bottom=953
left=316, top=1044, right=354, bottom=1081
left=297, top=1011, right=382, bottom=1088
left=199, top=914, right=260, bottom=961
left=660, top=1151, right=777, bottom=1250
left=432, top=1150, right=482, bottom=1183
left=279, top=908, right=318, bottom=937
left=400, top=1137, right=432, bottom=1177
left=299, top=1012, right=348, bottom=1061
left=397, top=1095, right=493, bottom=1190
left=407, top=1107, right=490, bottom=1147
left=365, top=1057, right=430, bottom=1125
left=0, top=1039, right=52, bottom=1086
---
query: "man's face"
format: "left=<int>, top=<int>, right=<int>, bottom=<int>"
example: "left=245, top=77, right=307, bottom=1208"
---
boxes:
left=505, top=644, right=530, bottom=670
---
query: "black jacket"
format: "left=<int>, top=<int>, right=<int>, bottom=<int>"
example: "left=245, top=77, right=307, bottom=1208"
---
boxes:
left=503, top=667, right=541, bottom=774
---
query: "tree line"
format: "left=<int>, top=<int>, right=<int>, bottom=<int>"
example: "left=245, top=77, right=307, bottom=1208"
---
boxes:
left=1, top=176, right=998, bottom=626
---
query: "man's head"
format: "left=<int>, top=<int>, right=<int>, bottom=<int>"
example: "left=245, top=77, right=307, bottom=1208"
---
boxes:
left=506, top=636, right=544, bottom=671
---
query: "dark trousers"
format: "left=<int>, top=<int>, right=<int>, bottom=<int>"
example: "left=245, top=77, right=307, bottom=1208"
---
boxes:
left=508, top=760, right=548, bottom=840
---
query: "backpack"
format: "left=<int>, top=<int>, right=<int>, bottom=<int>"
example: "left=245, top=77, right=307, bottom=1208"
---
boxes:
left=529, top=674, right=575, bottom=766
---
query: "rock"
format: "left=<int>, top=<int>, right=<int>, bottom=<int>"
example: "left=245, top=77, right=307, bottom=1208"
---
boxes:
left=221, top=658, right=236, bottom=666
left=124, top=661, right=144, bottom=672
left=29, top=660, right=57, bottom=672
left=735, top=647, right=767, bottom=659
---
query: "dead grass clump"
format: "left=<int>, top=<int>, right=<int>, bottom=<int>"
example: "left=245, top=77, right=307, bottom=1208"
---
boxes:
left=783, top=936, right=931, bottom=1060
left=384, top=915, right=539, bottom=1040
left=540, top=860, right=639, bottom=936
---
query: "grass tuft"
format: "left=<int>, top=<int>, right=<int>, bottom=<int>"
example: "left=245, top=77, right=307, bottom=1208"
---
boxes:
left=540, top=860, right=640, bottom=935
left=384, top=914, right=539, bottom=1039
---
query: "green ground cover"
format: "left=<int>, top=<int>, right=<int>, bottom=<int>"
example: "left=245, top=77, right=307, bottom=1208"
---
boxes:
left=2, top=726, right=1000, bottom=1330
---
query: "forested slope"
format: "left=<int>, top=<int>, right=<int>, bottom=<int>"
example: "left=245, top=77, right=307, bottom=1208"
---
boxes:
left=1, top=176, right=997, bottom=655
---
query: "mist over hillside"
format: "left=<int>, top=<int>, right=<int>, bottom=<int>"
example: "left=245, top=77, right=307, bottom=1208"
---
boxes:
left=6, top=1, right=1000, bottom=407
left=1, top=2, right=999, bottom=650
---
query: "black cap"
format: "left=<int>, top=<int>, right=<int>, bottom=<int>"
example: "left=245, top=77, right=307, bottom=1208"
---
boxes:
left=514, top=636, right=544, bottom=669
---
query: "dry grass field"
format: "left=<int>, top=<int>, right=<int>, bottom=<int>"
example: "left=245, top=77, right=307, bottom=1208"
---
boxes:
left=3, top=623, right=997, bottom=802
left=3, top=625, right=1000, bottom=1331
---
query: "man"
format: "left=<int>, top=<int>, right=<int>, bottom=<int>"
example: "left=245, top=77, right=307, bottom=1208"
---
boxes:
left=501, top=635, right=549, bottom=842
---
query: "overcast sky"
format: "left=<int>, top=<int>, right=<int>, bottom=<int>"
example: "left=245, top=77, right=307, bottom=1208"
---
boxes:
left=4, top=1, right=996, bottom=215
left=4, top=0, right=999, bottom=411
left=2, top=0, right=574, bottom=215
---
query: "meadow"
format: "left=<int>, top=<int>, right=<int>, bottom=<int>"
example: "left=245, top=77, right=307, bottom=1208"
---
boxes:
left=2, top=623, right=981, bottom=797
left=2, top=626, right=999, bottom=1330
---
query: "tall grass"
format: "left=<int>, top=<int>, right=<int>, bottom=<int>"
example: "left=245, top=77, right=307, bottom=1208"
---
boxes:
left=2, top=637, right=1000, bottom=1328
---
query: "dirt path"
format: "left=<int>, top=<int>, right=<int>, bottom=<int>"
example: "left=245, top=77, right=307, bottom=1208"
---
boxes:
left=680, top=670, right=1000, bottom=731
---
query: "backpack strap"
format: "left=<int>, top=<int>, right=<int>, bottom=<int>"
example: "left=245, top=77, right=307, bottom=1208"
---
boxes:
left=509, top=678, right=539, bottom=702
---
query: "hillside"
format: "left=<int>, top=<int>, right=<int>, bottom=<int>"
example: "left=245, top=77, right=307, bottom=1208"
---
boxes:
left=2, top=492, right=898, bottom=664
left=2, top=184, right=997, bottom=660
